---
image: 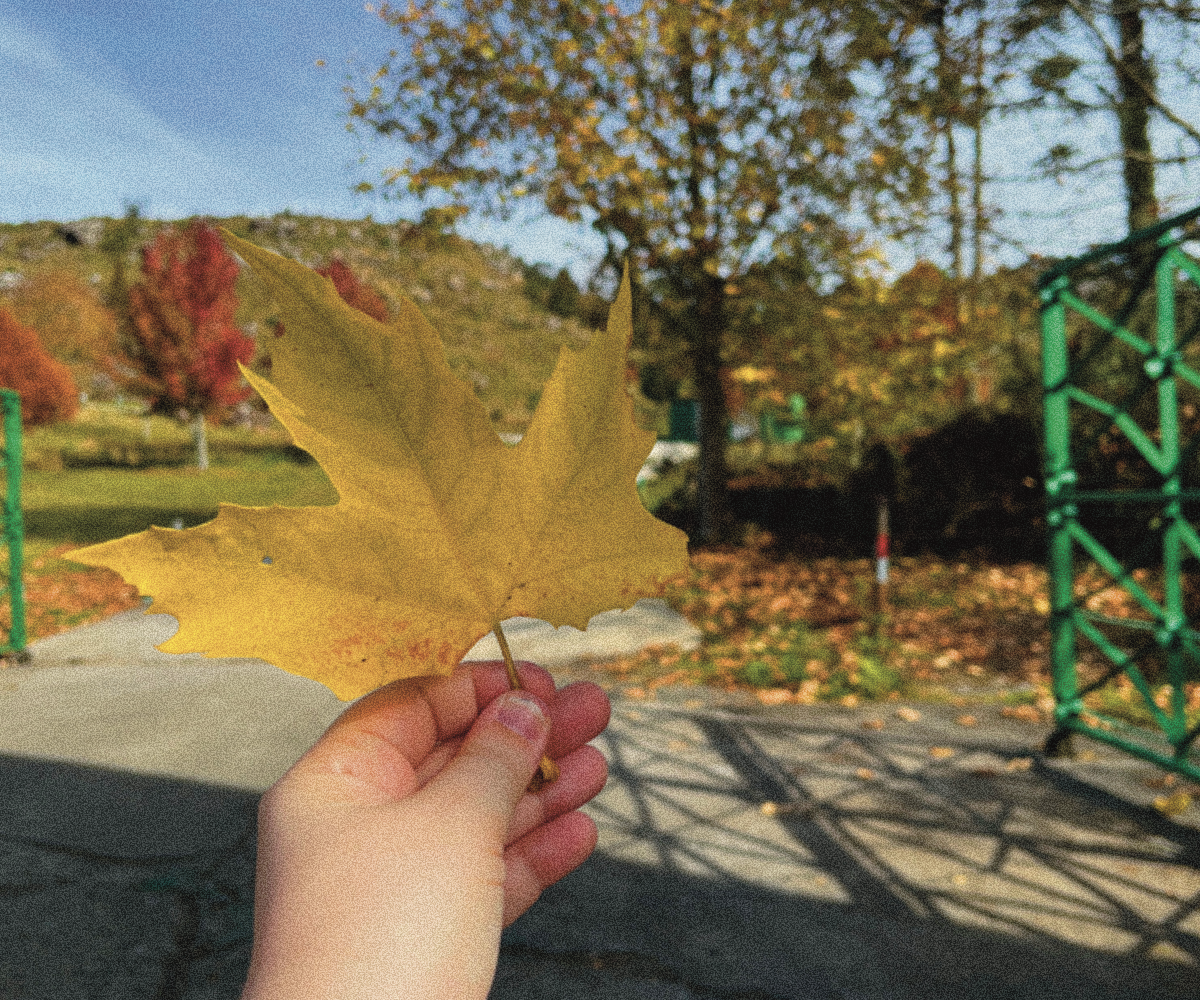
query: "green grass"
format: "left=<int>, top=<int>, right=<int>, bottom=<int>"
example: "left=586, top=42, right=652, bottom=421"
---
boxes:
left=25, top=459, right=338, bottom=548
left=23, top=399, right=298, bottom=470
left=21, top=404, right=337, bottom=547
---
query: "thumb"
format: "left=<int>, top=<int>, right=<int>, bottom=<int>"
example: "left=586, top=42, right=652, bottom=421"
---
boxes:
left=428, top=690, right=552, bottom=824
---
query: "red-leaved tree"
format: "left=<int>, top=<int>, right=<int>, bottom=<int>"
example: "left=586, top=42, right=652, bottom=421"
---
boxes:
left=108, top=219, right=255, bottom=470
left=0, top=305, right=79, bottom=428
left=267, top=259, right=389, bottom=348
left=317, top=259, right=389, bottom=323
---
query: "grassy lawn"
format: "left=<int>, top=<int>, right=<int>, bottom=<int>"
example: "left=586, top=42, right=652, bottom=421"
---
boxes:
left=23, top=458, right=338, bottom=545
left=17, top=401, right=337, bottom=545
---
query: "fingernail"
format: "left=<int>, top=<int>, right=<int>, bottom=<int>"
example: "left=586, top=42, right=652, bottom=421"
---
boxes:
left=496, top=692, right=548, bottom=743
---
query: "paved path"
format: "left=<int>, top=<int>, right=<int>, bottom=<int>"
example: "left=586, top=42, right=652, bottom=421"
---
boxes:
left=1, top=605, right=1198, bottom=998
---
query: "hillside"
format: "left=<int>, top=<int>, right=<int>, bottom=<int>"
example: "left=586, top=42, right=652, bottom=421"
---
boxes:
left=0, top=213, right=663, bottom=438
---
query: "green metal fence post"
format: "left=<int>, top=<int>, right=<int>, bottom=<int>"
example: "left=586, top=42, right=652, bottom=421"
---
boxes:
left=0, top=388, right=26, bottom=659
left=1040, top=275, right=1082, bottom=754
left=1038, top=203, right=1200, bottom=780
left=1155, top=235, right=1189, bottom=743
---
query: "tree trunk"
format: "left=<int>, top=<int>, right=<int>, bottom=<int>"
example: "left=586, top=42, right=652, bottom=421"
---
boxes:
left=192, top=411, right=209, bottom=471
left=670, top=15, right=737, bottom=548
left=691, top=277, right=736, bottom=546
left=971, top=14, right=986, bottom=300
left=929, top=3, right=964, bottom=282
left=946, top=123, right=964, bottom=282
left=1111, top=0, right=1158, bottom=266
left=970, top=14, right=987, bottom=403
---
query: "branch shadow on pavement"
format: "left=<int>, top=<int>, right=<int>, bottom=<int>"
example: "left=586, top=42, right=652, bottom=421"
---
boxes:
left=499, top=700, right=1200, bottom=999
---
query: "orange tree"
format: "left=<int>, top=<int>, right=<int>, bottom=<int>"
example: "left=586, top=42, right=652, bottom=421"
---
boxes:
left=258, top=259, right=392, bottom=394
left=343, top=0, right=941, bottom=542
left=266, top=258, right=390, bottom=339
left=316, top=259, right=390, bottom=323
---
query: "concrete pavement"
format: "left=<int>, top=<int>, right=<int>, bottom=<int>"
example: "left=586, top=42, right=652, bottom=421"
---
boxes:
left=1, top=601, right=1198, bottom=998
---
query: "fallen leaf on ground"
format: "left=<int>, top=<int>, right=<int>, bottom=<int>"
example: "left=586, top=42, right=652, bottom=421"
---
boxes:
left=1001, top=704, right=1043, bottom=723
left=760, top=800, right=810, bottom=816
left=1153, top=792, right=1193, bottom=816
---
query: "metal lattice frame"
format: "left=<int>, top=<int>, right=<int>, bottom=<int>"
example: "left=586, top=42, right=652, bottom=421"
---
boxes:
left=1039, top=204, right=1200, bottom=780
left=0, top=389, right=26, bottom=659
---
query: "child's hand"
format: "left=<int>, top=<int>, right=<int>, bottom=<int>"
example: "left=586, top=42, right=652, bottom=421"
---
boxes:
left=241, top=660, right=610, bottom=1000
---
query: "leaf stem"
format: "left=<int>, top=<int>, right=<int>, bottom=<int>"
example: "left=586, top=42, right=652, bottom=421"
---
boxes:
left=493, top=619, right=522, bottom=690
left=492, top=620, right=559, bottom=790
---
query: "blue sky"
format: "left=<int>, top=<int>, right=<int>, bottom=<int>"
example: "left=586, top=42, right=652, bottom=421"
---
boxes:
left=3, top=0, right=1200, bottom=290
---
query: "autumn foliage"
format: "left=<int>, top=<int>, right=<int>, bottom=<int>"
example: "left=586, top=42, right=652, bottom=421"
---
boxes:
left=109, top=219, right=255, bottom=421
left=269, top=259, right=389, bottom=341
left=317, top=259, right=389, bottom=322
left=0, top=305, right=79, bottom=428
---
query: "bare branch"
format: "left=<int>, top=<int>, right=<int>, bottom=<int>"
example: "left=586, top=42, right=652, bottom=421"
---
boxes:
left=1061, top=0, right=1200, bottom=146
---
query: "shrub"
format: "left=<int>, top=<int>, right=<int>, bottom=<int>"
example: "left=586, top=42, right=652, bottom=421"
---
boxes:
left=546, top=267, right=581, bottom=318
left=0, top=305, right=79, bottom=427
left=897, top=407, right=1044, bottom=562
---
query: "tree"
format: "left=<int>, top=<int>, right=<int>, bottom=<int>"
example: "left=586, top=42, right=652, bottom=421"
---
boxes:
left=0, top=306, right=79, bottom=428
left=546, top=267, right=581, bottom=318
left=707, top=246, right=1049, bottom=483
left=108, top=219, right=255, bottom=470
left=895, top=2, right=1016, bottom=282
left=267, top=259, right=391, bottom=350
left=100, top=203, right=144, bottom=358
left=725, top=258, right=970, bottom=459
left=345, top=0, right=939, bottom=543
left=900, top=0, right=977, bottom=283
left=317, top=259, right=390, bottom=323
left=1003, top=0, right=1200, bottom=269
left=3, top=269, right=120, bottom=399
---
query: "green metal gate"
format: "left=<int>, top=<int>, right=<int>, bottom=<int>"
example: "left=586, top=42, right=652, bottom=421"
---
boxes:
left=1, top=388, right=27, bottom=661
left=1039, top=204, right=1200, bottom=780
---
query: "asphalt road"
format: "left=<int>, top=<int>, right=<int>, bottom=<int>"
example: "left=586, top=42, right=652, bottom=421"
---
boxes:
left=1, top=603, right=1198, bottom=998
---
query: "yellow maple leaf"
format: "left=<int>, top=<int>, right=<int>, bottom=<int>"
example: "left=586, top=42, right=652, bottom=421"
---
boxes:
left=69, top=231, right=690, bottom=702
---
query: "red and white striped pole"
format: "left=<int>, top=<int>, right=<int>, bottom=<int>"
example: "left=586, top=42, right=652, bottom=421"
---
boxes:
left=871, top=495, right=889, bottom=641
